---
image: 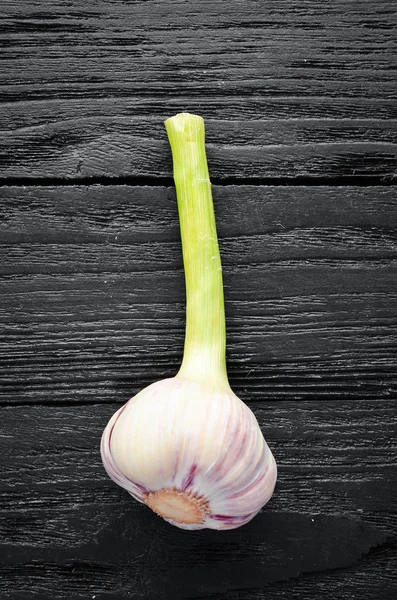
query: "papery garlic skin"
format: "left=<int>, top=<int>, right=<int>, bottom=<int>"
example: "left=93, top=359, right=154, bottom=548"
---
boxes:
left=101, top=376, right=277, bottom=530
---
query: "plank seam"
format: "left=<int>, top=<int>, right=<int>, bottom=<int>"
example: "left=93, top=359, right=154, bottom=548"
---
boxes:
left=0, top=175, right=396, bottom=188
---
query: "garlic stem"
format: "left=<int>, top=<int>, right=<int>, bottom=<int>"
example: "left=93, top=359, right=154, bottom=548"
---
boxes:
left=165, top=113, right=228, bottom=390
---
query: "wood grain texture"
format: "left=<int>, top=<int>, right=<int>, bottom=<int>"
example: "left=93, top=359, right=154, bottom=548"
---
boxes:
left=1, top=185, right=396, bottom=405
left=0, top=400, right=395, bottom=599
left=1, top=1, right=397, bottom=596
left=1, top=0, right=396, bottom=179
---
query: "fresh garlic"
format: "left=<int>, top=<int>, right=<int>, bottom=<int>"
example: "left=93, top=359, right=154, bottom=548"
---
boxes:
left=101, top=113, right=277, bottom=530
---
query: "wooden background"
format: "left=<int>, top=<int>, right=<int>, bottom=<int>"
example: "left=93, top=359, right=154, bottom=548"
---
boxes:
left=1, top=1, right=396, bottom=598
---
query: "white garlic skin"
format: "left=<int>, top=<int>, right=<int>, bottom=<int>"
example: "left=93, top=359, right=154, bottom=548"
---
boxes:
left=101, top=376, right=277, bottom=530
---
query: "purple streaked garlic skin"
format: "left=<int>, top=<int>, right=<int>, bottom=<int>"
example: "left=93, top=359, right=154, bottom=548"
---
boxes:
left=101, top=377, right=277, bottom=530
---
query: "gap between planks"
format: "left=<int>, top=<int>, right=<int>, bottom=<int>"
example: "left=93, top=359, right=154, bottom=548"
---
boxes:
left=0, top=176, right=396, bottom=188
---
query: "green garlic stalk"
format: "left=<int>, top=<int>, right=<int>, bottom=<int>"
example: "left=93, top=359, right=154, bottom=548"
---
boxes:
left=166, top=113, right=228, bottom=390
left=101, top=113, right=277, bottom=530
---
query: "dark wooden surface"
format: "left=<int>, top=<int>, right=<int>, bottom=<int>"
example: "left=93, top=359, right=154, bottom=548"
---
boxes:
left=1, top=1, right=396, bottom=599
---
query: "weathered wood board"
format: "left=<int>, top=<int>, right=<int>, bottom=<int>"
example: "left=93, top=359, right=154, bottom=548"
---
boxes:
left=1, top=0, right=396, bottom=597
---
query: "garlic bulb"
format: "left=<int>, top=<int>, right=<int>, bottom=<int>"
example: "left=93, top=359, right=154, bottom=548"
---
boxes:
left=101, top=113, right=277, bottom=530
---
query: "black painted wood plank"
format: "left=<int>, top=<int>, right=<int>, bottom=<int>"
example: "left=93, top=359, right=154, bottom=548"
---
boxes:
left=1, top=185, right=396, bottom=405
left=1, top=0, right=396, bottom=179
left=1, top=116, right=396, bottom=180
left=207, top=546, right=397, bottom=600
left=2, top=0, right=395, bottom=101
left=0, top=401, right=395, bottom=599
